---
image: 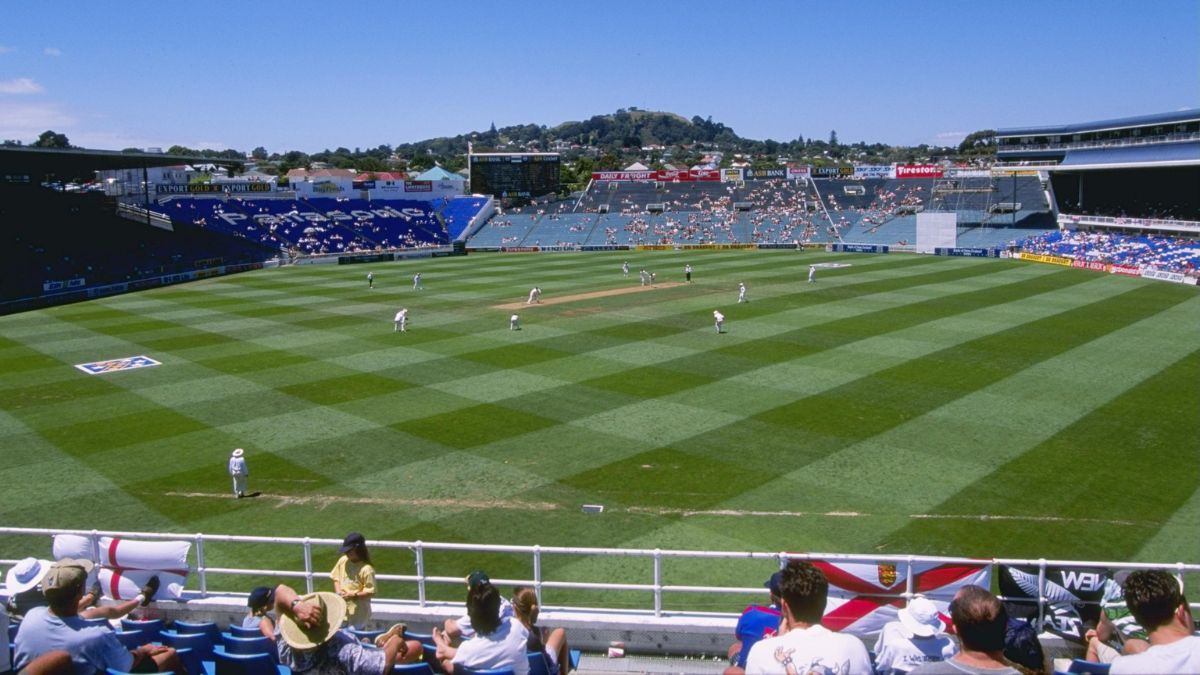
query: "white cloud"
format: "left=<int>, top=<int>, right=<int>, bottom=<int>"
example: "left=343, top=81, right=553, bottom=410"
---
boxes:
left=933, top=130, right=967, bottom=146
left=0, top=102, right=77, bottom=140
left=43, top=47, right=62, bottom=57
left=0, top=78, right=44, bottom=95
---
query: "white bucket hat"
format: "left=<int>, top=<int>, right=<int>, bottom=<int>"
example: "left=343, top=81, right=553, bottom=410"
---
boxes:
left=6, top=557, right=53, bottom=595
left=232, top=448, right=244, bottom=457
left=898, top=596, right=945, bottom=637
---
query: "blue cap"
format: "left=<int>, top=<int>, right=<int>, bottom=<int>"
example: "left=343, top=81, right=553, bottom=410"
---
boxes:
left=765, top=571, right=783, bottom=597
left=248, top=586, right=275, bottom=609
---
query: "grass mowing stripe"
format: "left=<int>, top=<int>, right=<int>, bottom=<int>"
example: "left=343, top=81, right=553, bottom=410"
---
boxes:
left=877, top=347, right=1200, bottom=560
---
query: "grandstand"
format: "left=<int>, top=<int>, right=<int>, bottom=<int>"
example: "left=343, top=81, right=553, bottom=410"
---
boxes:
left=467, top=174, right=1053, bottom=250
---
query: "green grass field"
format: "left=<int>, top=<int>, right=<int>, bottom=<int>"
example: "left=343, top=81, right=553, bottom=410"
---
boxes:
left=1, top=250, right=1197, bottom=610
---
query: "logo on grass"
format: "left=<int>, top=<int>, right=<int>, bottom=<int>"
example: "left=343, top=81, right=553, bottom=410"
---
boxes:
left=75, top=355, right=161, bottom=375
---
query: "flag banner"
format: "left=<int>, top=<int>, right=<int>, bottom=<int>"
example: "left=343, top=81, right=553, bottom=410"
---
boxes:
left=812, top=559, right=991, bottom=636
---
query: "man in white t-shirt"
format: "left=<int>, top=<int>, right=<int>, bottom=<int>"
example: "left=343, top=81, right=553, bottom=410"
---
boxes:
left=394, top=309, right=408, bottom=332
left=873, top=596, right=957, bottom=674
left=713, top=310, right=725, bottom=334
left=744, top=560, right=872, bottom=675
left=1109, top=569, right=1200, bottom=674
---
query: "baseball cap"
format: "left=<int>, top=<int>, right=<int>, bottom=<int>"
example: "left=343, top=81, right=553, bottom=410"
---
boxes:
left=43, top=559, right=94, bottom=597
left=248, top=586, right=275, bottom=610
left=898, top=596, right=945, bottom=637
left=338, top=532, right=365, bottom=554
left=466, top=570, right=490, bottom=590
left=764, top=571, right=783, bottom=598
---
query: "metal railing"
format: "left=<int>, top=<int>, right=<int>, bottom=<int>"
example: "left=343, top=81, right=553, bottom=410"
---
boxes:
left=2, top=526, right=1197, bottom=625
left=1058, top=213, right=1200, bottom=234
left=998, top=131, right=1200, bottom=154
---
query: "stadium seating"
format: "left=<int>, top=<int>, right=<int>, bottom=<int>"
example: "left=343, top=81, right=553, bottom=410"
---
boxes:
left=211, top=650, right=285, bottom=675
left=161, top=630, right=215, bottom=660
left=121, top=618, right=164, bottom=642
left=1018, top=229, right=1200, bottom=273
left=440, top=197, right=490, bottom=240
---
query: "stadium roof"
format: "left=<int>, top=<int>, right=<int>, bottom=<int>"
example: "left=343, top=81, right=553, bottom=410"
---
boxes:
left=1052, top=141, right=1200, bottom=170
left=997, top=109, right=1200, bottom=137
left=0, top=146, right=241, bottom=176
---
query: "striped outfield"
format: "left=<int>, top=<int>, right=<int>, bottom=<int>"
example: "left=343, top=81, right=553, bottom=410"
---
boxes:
left=0, top=250, right=1197, bottom=609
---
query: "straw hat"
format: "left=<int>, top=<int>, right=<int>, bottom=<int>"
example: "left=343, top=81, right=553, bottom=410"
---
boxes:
left=279, top=592, right=346, bottom=649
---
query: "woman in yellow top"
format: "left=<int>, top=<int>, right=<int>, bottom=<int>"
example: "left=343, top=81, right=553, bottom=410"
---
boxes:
left=330, top=531, right=376, bottom=628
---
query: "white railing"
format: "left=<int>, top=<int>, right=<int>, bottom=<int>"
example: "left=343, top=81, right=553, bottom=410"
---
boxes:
left=2, top=526, right=1197, bottom=625
left=1058, top=213, right=1200, bottom=234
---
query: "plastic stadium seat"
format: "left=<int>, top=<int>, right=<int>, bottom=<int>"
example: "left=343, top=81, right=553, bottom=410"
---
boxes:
left=526, top=652, right=553, bottom=675
left=453, top=669, right=515, bottom=675
left=212, top=651, right=286, bottom=675
left=1067, top=659, right=1110, bottom=675
left=228, top=625, right=265, bottom=639
left=220, top=634, right=274, bottom=656
left=107, top=670, right=175, bottom=675
left=161, top=630, right=215, bottom=659
left=347, top=627, right=385, bottom=643
left=121, top=618, right=164, bottom=641
left=113, top=629, right=148, bottom=649
left=173, top=646, right=205, bottom=675
left=392, top=664, right=435, bottom=675
left=173, top=620, right=222, bottom=643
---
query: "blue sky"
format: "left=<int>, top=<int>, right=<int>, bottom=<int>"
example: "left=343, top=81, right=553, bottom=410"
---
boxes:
left=2, top=0, right=1197, bottom=153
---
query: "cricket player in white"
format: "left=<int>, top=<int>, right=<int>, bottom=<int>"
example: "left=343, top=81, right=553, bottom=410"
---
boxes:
left=808, top=265, right=816, bottom=283
left=639, top=269, right=649, bottom=286
left=367, top=272, right=374, bottom=288
left=413, top=272, right=423, bottom=290
left=394, top=308, right=408, bottom=332
left=622, top=261, right=630, bottom=277
left=713, top=310, right=725, bottom=334
left=510, top=314, right=521, bottom=330
left=527, top=287, right=541, bottom=304
left=228, top=448, right=248, bottom=498
left=737, top=282, right=748, bottom=303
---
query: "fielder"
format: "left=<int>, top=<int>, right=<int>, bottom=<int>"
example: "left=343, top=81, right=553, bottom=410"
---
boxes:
left=713, top=310, right=725, bottom=334
left=685, top=264, right=693, bottom=282
left=510, top=314, right=521, bottom=331
left=622, top=261, right=630, bottom=277
left=808, top=265, right=816, bottom=283
left=413, top=272, right=423, bottom=290
left=526, top=287, right=541, bottom=304
left=737, top=282, right=748, bottom=303
left=394, top=308, right=408, bottom=332
left=228, top=448, right=248, bottom=498
left=367, top=272, right=374, bottom=289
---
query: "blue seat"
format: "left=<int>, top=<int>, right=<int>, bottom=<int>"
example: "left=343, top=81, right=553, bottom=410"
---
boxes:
left=527, top=652, right=553, bottom=675
left=161, top=630, right=214, bottom=659
left=228, top=624, right=265, bottom=639
left=113, top=629, right=148, bottom=649
left=173, top=620, right=222, bottom=644
left=454, top=668, right=516, bottom=675
left=393, top=664, right=435, bottom=675
left=107, top=670, right=175, bottom=675
left=212, top=651, right=286, bottom=675
left=347, top=627, right=385, bottom=643
left=121, top=618, right=164, bottom=642
left=1067, top=659, right=1110, bottom=675
left=174, top=646, right=205, bottom=675
left=220, top=634, right=274, bottom=656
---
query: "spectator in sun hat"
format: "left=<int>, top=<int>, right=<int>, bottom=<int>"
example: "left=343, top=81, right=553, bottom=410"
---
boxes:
left=873, top=595, right=957, bottom=674
left=330, top=533, right=375, bottom=629
left=271, top=583, right=419, bottom=674
left=442, top=570, right=515, bottom=643
left=724, top=571, right=784, bottom=675
left=13, top=559, right=180, bottom=675
left=911, top=585, right=1018, bottom=675
left=6, top=557, right=158, bottom=621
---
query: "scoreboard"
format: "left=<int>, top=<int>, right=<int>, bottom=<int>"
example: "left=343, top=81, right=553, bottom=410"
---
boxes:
left=469, top=153, right=560, bottom=200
